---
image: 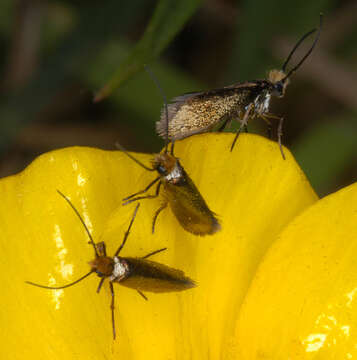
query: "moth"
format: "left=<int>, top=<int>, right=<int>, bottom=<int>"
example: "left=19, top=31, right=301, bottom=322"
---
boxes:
left=118, top=143, right=221, bottom=236
left=26, top=191, right=196, bottom=340
left=156, top=16, right=322, bottom=159
left=118, top=68, right=221, bottom=236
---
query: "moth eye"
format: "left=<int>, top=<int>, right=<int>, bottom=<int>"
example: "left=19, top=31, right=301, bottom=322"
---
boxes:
left=96, top=270, right=105, bottom=278
left=274, top=82, right=284, bottom=96
left=157, top=165, right=167, bottom=175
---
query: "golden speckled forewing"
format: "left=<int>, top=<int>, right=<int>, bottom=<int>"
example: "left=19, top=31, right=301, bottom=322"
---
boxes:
left=156, top=84, right=261, bottom=140
left=119, top=257, right=196, bottom=292
left=163, top=168, right=220, bottom=236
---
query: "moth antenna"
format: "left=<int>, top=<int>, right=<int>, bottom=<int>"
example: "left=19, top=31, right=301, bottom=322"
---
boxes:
left=57, top=190, right=99, bottom=258
left=114, top=203, right=140, bottom=256
left=281, top=29, right=316, bottom=73
left=144, top=65, right=170, bottom=154
left=282, top=14, right=323, bottom=82
left=25, top=271, right=94, bottom=290
left=141, top=247, right=167, bottom=259
left=115, top=142, right=155, bottom=172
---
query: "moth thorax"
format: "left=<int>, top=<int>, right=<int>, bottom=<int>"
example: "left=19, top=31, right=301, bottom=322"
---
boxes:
left=165, top=161, right=183, bottom=184
left=89, top=256, right=114, bottom=277
left=109, top=257, right=129, bottom=281
left=254, top=92, right=271, bottom=115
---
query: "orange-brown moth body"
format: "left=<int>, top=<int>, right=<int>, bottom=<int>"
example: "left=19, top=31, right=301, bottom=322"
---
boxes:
left=152, top=153, right=220, bottom=236
left=91, top=253, right=195, bottom=293
left=122, top=149, right=221, bottom=236
left=26, top=194, right=196, bottom=340
left=89, top=240, right=195, bottom=293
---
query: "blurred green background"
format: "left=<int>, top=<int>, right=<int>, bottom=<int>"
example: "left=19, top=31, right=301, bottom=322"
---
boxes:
left=0, top=0, right=356, bottom=197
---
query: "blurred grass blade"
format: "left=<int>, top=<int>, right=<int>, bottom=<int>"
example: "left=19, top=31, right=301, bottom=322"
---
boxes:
left=0, top=1, right=145, bottom=150
left=94, top=0, right=202, bottom=102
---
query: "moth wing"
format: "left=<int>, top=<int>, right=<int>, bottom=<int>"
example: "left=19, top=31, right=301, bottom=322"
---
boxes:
left=156, top=83, right=262, bottom=140
left=156, top=92, right=205, bottom=139
left=164, top=167, right=221, bottom=236
left=119, top=257, right=196, bottom=293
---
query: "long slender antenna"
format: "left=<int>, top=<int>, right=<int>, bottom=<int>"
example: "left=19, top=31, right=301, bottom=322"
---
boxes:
left=281, top=29, right=316, bottom=72
left=144, top=65, right=170, bottom=154
left=26, top=271, right=94, bottom=290
left=282, top=14, right=323, bottom=82
left=142, top=247, right=167, bottom=259
left=115, top=142, right=155, bottom=172
left=114, top=203, right=140, bottom=256
left=57, top=190, right=99, bottom=258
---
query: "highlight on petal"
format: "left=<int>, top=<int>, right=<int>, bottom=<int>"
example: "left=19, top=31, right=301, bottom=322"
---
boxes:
left=0, top=134, right=317, bottom=359
left=236, top=181, right=357, bottom=359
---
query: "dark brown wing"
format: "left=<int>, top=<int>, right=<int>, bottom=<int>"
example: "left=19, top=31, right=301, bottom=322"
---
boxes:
left=118, top=257, right=196, bottom=293
left=163, top=164, right=221, bottom=236
left=156, top=81, right=267, bottom=140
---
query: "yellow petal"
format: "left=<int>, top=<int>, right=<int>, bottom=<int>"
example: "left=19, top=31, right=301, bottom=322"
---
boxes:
left=0, top=134, right=317, bottom=359
left=236, top=181, right=357, bottom=359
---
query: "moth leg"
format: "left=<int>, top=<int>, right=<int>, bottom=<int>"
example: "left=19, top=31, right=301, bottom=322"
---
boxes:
left=262, top=113, right=285, bottom=160
left=97, top=278, right=105, bottom=293
left=260, top=115, right=272, bottom=139
left=217, top=118, right=231, bottom=132
left=233, top=113, right=248, bottom=133
left=152, top=201, right=168, bottom=234
left=230, top=103, right=254, bottom=152
left=263, top=113, right=281, bottom=121
left=170, top=141, right=175, bottom=155
left=109, top=282, right=116, bottom=340
left=142, top=247, right=167, bottom=259
left=137, top=290, right=148, bottom=301
left=123, top=176, right=160, bottom=203
left=277, top=117, right=285, bottom=160
left=123, top=181, right=162, bottom=205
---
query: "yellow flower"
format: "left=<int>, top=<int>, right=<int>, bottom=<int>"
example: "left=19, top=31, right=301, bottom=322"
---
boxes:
left=1, top=134, right=317, bottom=359
left=236, top=180, right=357, bottom=359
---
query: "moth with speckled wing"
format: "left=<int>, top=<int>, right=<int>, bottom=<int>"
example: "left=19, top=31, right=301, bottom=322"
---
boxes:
left=156, top=16, right=322, bottom=159
left=26, top=192, right=196, bottom=340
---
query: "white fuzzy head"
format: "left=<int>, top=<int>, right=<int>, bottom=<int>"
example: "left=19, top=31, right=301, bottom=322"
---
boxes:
left=109, top=257, right=129, bottom=281
left=165, top=162, right=183, bottom=184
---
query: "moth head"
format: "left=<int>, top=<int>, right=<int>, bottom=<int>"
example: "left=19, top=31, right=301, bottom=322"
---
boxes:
left=152, top=153, right=177, bottom=176
left=89, top=256, right=114, bottom=278
left=268, top=69, right=290, bottom=98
